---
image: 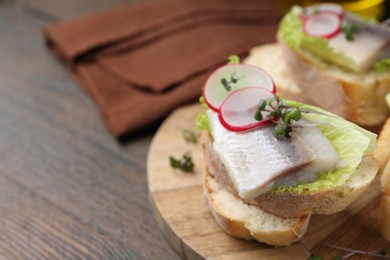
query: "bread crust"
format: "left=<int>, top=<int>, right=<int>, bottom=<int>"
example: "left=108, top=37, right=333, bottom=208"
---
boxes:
left=252, top=189, right=330, bottom=218
left=277, top=41, right=390, bottom=128
left=203, top=165, right=254, bottom=241
left=313, top=156, right=377, bottom=215
left=374, top=118, right=390, bottom=173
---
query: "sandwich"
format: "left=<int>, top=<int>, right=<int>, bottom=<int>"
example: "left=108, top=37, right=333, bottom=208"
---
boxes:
left=198, top=60, right=379, bottom=246
left=246, top=3, right=390, bottom=129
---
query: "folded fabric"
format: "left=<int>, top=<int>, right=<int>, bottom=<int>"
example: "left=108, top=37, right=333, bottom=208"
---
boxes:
left=44, top=0, right=279, bottom=137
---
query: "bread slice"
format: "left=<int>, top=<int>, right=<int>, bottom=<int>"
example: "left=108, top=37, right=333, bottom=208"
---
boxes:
left=374, top=118, right=390, bottom=173
left=244, top=42, right=390, bottom=129
left=243, top=43, right=312, bottom=104
left=203, top=157, right=311, bottom=246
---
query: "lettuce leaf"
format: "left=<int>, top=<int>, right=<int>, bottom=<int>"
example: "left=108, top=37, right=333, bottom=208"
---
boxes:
left=278, top=6, right=305, bottom=48
left=278, top=6, right=360, bottom=72
left=373, top=58, right=390, bottom=72
left=196, top=112, right=210, bottom=132
left=273, top=100, right=377, bottom=194
left=196, top=96, right=210, bottom=132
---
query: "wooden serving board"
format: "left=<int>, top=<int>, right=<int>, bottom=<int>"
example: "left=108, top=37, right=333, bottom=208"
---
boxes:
left=147, top=103, right=388, bottom=260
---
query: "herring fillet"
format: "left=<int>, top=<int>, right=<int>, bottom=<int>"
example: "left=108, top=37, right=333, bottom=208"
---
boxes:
left=329, top=31, right=388, bottom=71
left=275, top=126, right=342, bottom=188
left=328, top=12, right=390, bottom=71
left=208, top=111, right=317, bottom=199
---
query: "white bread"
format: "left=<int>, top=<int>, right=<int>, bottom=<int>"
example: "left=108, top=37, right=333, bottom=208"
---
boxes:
left=202, top=130, right=378, bottom=218
left=374, top=118, right=390, bottom=172
left=244, top=42, right=390, bottom=129
left=203, top=152, right=311, bottom=246
left=243, top=43, right=312, bottom=104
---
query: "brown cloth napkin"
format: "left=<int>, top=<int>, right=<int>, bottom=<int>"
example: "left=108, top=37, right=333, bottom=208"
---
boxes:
left=44, top=0, right=279, bottom=137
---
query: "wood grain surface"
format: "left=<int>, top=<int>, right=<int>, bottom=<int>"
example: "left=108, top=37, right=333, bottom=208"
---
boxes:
left=148, top=104, right=390, bottom=260
left=0, top=0, right=178, bottom=258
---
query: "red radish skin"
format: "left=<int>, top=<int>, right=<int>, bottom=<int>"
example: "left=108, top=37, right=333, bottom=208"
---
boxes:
left=203, top=87, right=220, bottom=112
left=303, top=12, right=342, bottom=39
left=218, top=87, right=275, bottom=132
left=203, top=64, right=275, bottom=112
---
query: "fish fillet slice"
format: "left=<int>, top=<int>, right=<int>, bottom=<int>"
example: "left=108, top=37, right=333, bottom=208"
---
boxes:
left=209, top=111, right=317, bottom=199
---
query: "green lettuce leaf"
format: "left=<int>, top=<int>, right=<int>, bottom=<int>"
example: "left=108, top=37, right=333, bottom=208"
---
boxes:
left=196, top=112, right=210, bottom=132
left=373, top=58, right=390, bottom=72
left=273, top=100, right=377, bottom=194
left=278, top=6, right=360, bottom=72
left=196, top=96, right=210, bottom=132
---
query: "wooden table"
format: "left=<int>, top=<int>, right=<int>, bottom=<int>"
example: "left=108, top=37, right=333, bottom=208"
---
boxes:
left=0, top=0, right=182, bottom=258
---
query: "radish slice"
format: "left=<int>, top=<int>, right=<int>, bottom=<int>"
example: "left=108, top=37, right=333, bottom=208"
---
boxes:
left=304, top=3, right=344, bottom=17
left=203, top=64, right=275, bottom=111
left=303, top=12, right=342, bottom=39
left=218, top=87, right=275, bottom=132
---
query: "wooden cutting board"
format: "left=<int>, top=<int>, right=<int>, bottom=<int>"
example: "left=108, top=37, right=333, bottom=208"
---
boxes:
left=147, top=103, right=388, bottom=260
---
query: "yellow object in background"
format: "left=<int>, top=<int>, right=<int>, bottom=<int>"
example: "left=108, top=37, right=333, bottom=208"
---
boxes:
left=278, top=0, right=386, bottom=20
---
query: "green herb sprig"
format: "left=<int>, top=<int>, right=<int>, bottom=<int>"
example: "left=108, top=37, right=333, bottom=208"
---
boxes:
left=169, top=153, right=194, bottom=173
left=220, top=73, right=239, bottom=91
left=254, top=96, right=302, bottom=139
left=220, top=55, right=241, bottom=91
left=341, top=21, right=357, bottom=41
left=181, top=129, right=198, bottom=144
left=254, top=96, right=332, bottom=139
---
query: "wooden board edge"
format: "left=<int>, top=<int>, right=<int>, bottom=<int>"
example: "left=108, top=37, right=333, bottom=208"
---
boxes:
left=149, top=191, right=203, bottom=260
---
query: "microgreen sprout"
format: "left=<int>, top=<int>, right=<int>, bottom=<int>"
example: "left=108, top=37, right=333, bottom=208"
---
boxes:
left=169, top=153, right=194, bottom=173
left=341, top=21, right=357, bottom=41
left=220, top=55, right=241, bottom=91
left=254, top=96, right=302, bottom=139
left=181, top=129, right=198, bottom=144
left=220, top=73, right=240, bottom=91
